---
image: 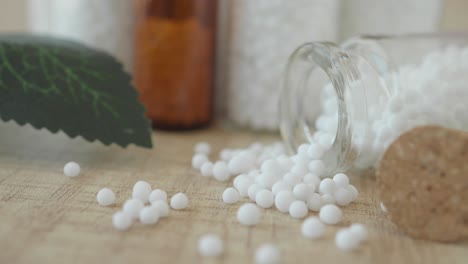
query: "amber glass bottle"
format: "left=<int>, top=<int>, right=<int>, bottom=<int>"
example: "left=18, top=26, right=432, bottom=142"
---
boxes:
left=134, top=0, right=216, bottom=130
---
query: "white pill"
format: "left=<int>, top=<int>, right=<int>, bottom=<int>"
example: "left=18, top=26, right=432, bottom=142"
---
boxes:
left=257, top=172, right=279, bottom=189
left=64, top=161, right=80, bottom=177
left=289, top=200, right=308, bottom=219
left=255, top=244, right=281, bottom=264
left=349, top=223, right=368, bottom=242
left=223, top=187, right=240, bottom=204
left=200, top=162, right=214, bottom=177
left=274, top=190, right=295, bottom=213
left=307, top=144, right=325, bottom=159
left=333, top=173, right=349, bottom=188
left=283, top=172, right=302, bottom=186
left=213, top=161, right=230, bottom=182
left=297, top=144, right=310, bottom=155
left=302, top=217, right=325, bottom=239
left=248, top=184, right=263, bottom=201
left=334, top=188, right=353, bottom=206
left=192, top=154, right=208, bottom=169
left=319, top=204, right=342, bottom=225
left=260, top=160, right=282, bottom=174
left=220, top=149, right=233, bottom=161
left=132, top=180, right=152, bottom=203
left=308, top=160, right=326, bottom=176
left=233, top=174, right=251, bottom=189
left=293, top=183, right=310, bottom=201
left=271, top=181, right=291, bottom=195
left=380, top=202, right=388, bottom=213
left=228, top=154, right=253, bottom=175
left=139, top=206, right=160, bottom=225
left=321, top=193, right=336, bottom=205
left=123, top=199, right=144, bottom=219
left=237, top=203, right=262, bottom=226
left=319, top=178, right=336, bottom=194
left=236, top=179, right=253, bottom=197
left=112, top=211, right=132, bottom=231
left=306, top=193, right=322, bottom=212
left=96, top=188, right=115, bottom=206
left=149, top=189, right=167, bottom=203
left=255, top=190, right=275, bottom=209
left=151, top=200, right=170, bottom=217
left=194, top=142, right=211, bottom=155
left=198, top=234, right=224, bottom=257
left=347, top=185, right=359, bottom=201
left=335, top=229, right=360, bottom=251
left=170, top=192, right=189, bottom=210
left=303, top=173, right=321, bottom=186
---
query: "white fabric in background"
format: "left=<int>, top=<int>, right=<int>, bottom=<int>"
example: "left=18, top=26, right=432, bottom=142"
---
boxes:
left=27, top=0, right=135, bottom=73
left=339, top=0, right=443, bottom=40
left=222, top=0, right=340, bottom=131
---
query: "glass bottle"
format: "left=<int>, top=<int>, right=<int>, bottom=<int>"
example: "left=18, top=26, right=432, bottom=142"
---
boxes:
left=280, top=33, right=468, bottom=175
left=134, top=0, right=216, bottom=130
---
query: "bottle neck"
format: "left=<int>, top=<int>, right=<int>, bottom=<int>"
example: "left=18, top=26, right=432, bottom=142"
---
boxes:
left=280, top=41, right=391, bottom=174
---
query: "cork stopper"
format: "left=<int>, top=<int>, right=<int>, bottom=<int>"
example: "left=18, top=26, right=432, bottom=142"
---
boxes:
left=377, top=126, right=468, bottom=242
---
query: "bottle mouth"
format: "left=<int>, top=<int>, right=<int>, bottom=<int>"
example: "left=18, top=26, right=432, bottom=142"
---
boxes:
left=280, top=42, right=369, bottom=175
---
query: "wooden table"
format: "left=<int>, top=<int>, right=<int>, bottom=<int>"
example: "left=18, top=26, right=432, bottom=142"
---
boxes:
left=0, top=122, right=467, bottom=264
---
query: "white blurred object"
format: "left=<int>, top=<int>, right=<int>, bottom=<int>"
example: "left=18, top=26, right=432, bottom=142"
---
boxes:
left=219, top=0, right=339, bottom=131
left=340, top=0, right=444, bottom=40
left=27, top=0, right=134, bottom=73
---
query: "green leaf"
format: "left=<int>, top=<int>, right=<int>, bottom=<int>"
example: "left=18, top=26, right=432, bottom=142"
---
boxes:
left=0, top=34, right=152, bottom=148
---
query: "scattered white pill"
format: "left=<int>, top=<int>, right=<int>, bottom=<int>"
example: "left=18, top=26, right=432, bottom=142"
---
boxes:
left=380, top=202, right=388, bottom=213
left=112, top=211, right=132, bottom=230
left=306, top=193, right=322, bottom=212
left=200, top=162, right=214, bottom=177
left=271, top=181, right=291, bottom=195
left=198, top=234, right=224, bottom=257
left=334, top=187, right=353, bottom=206
left=301, top=217, right=325, bottom=239
left=274, top=190, right=295, bottom=213
left=123, top=199, right=144, bottom=219
left=223, top=187, right=240, bottom=205
left=149, top=189, right=167, bottom=203
left=255, top=244, right=281, bottom=264
left=63, top=161, right=80, bottom=177
left=96, top=188, right=116, bottom=206
left=151, top=200, right=170, bottom=217
left=289, top=200, right=308, bottom=219
left=192, top=154, right=208, bottom=169
left=255, top=190, right=275, bottom=209
left=320, top=193, right=336, bottom=205
left=308, top=160, right=325, bottom=175
left=293, top=183, right=310, bottom=201
left=307, top=144, right=324, bottom=159
left=333, top=173, right=349, bottom=188
left=194, top=142, right=211, bottom=155
left=139, top=206, right=160, bottom=225
left=248, top=184, right=263, bottom=201
left=319, top=178, right=336, bottom=194
left=236, top=178, right=253, bottom=197
left=319, top=204, right=342, bottom=225
left=237, top=203, right=262, bottom=226
left=170, top=192, right=189, bottom=210
left=347, top=185, right=359, bottom=201
left=213, top=161, right=230, bottom=182
left=132, top=181, right=152, bottom=203
left=335, top=229, right=360, bottom=251
left=349, top=223, right=368, bottom=242
left=303, top=173, right=321, bottom=186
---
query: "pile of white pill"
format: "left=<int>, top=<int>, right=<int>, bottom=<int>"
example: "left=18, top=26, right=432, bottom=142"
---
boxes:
left=92, top=179, right=188, bottom=231
left=191, top=140, right=367, bottom=255
left=316, top=46, right=468, bottom=169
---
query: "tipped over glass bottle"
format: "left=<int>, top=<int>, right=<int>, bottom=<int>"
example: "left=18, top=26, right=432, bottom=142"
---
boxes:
left=280, top=33, right=468, bottom=175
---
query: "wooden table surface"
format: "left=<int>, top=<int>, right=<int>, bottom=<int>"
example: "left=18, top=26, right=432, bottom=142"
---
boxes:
left=0, top=122, right=467, bottom=264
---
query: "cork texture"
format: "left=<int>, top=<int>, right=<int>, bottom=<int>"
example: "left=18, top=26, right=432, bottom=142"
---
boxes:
left=377, top=126, right=468, bottom=242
